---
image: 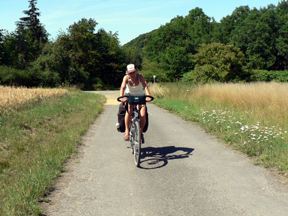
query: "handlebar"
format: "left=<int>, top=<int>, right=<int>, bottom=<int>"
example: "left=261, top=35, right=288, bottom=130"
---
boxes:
left=117, top=95, right=154, bottom=103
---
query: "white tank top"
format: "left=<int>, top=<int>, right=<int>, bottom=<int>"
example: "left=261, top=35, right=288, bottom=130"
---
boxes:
left=125, top=74, right=144, bottom=95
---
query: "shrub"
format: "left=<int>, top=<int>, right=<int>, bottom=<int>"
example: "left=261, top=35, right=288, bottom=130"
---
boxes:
left=0, top=65, right=61, bottom=87
left=183, top=43, right=247, bottom=83
left=140, top=57, right=170, bottom=82
left=250, top=70, right=288, bottom=82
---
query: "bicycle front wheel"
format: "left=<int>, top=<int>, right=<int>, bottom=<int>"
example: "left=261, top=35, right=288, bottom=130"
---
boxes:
left=133, top=120, right=141, bottom=167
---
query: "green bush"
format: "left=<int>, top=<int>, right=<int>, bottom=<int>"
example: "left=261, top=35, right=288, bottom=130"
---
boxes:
left=140, top=57, right=170, bottom=82
left=250, top=70, right=288, bottom=82
left=0, top=65, right=61, bottom=87
left=183, top=43, right=247, bottom=83
left=0, top=66, right=19, bottom=85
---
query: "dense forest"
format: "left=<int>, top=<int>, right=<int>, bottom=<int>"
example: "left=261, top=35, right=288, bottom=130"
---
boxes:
left=1, top=0, right=288, bottom=89
left=0, top=0, right=127, bottom=89
left=124, top=1, right=288, bottom=83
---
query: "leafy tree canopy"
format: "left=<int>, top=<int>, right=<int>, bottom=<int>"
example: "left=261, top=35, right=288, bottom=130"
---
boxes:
left=183, top=43, right=247, bottom=83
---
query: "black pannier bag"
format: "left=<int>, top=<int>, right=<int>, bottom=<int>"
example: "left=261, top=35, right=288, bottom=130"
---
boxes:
left=116, top=102, right=149, bottom=133
left=117, top=102, right=126, bottom=133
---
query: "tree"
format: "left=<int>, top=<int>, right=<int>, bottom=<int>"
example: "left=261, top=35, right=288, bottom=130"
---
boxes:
left=39, top=18, right=124, bottom=89
left=122, top=47, right=143, bottom=69
left=16, top=0, right=48, bottom=43
left=186, top=7, right=213, bottom=48
left=276, top=0, right=288, bottom=69
left=13, top=0, right=49, bottom=66
left=213, top=6, right=250, bottom=44
left=183, top=43, right=247, bottom=83
left=146, top=15, right=188, bottom=62
left=231, top=6, right=278, bottom=70
left=144, top=7, right=214, bottom=80
left=159, top=45, right=194, bottom=81
left=96, top=29, right=125, bottom=88
left=0, top=30, right=23, bottom=67
left=0, top=30, right=4, bottom=63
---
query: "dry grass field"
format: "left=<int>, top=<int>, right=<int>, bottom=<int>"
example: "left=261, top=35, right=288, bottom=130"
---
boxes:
left=193, top=82, right=288, bottom=116
left=151, top=82, right=288, bottom=128
left=0, top=86, right=68, bottom=111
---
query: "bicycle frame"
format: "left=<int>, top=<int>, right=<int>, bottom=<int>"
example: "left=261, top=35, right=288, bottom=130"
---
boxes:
left=129, top=104, right=140, bottom=146
left=117, top=94, right=154, bottom=167
left=128, top=102, right=142, bottom=166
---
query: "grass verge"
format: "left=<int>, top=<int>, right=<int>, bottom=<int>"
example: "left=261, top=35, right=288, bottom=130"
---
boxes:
left=150, top=82, right=288, bottom=177
left=0, top=88, right=106, bottom=215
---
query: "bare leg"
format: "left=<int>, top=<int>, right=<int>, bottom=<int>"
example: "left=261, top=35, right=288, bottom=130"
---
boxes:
left=125, top=111, right=131, bottom=134
left=140, top=105, right=146, bottom=134
left=125, top=104, right=133, bottom=134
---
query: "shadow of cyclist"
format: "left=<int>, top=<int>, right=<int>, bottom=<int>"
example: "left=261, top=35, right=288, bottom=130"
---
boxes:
left=139, top=146, right=194, bottom=169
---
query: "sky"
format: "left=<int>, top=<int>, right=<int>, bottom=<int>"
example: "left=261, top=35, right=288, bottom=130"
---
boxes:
left=0, top=0, right=281, bottom=45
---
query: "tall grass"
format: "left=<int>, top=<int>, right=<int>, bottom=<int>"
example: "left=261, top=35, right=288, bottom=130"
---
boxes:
left=151, top=82, right=288, bottom=128
left=0, top=86, right=68, bottom=113
left=192, top=82, right=288, bottom=126
left=150, top=82, right=288, bottom=175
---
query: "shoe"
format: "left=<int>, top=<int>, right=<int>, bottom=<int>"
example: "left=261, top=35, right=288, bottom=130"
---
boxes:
left=124, top=133, right=129, bottom=141
left=141, top=133, right=145, bottom=144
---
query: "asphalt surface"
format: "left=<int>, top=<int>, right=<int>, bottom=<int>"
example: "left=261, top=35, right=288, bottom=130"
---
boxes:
left=43, top=91, right=288, bottom=216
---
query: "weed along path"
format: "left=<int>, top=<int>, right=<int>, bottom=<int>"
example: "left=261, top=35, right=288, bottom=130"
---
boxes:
left=43, top=90, right=288, bottom=216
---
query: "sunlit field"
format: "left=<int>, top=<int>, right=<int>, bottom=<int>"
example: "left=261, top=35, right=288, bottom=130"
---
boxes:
left=151, top=82, right=288, bottom=128
left=150, top=82, right=288, bottom=175
left=0, top=86, right=68, bottom=112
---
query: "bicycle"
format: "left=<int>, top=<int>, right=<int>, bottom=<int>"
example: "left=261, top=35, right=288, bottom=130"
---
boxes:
left=117, top=94, right=154, bottom=167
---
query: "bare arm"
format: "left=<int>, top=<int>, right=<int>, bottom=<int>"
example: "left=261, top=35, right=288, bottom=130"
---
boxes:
left=120, top=76, right=128, bottom=96
left=140, top=74, right=151, bottom=101
left=120, top=76, right=128, bottom=102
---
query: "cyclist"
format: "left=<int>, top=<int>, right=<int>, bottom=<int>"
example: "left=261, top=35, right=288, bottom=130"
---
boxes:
left=119, top=64, right=152, bottom=143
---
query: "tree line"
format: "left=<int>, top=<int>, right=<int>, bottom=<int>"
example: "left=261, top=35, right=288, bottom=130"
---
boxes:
left=0, top=0, right=128, bottom=89
left=1, top=0, right=288, bottom=88
left=124, top=1, right=288, bottom=83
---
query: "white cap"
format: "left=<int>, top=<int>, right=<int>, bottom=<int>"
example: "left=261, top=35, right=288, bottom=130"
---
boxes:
left=127, top=64, right=136, bottom=73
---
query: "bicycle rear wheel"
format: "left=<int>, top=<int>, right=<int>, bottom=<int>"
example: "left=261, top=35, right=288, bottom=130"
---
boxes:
left=133, top=120, right=141, bottom=167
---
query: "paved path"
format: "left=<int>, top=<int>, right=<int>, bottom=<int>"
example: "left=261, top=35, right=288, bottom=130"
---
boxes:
left=44, top=91, right=288, bottom=216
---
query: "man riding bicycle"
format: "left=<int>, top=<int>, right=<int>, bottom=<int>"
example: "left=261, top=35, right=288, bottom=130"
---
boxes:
left=119, top=64, right=152, bottom=143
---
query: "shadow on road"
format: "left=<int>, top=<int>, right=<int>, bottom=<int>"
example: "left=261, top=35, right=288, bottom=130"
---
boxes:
left=138, top=146, right=194, bottom=169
